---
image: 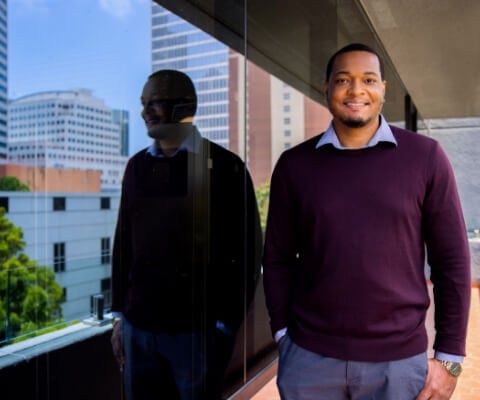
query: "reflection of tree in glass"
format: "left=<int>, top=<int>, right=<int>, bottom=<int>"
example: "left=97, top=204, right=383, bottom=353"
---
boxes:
left=255, top=181, right=270, bottom=232
left=0, top=208, right=63, bottom=345
left=0, top=176, right=30, bottom=192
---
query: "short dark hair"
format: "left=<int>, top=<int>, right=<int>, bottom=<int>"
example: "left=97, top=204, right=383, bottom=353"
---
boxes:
left=147, top=69, right=197, bottom=119
left=325, top=43, right=385, bottom=81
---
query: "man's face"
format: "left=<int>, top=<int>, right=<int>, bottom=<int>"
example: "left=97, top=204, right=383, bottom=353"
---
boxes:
left=140, top=76, right=174, bottom=140
left=324, top=51, right=386, bottom=130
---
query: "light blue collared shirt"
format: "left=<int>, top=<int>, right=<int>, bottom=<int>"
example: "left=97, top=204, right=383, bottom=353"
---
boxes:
left=316, top=115, right=397, bottom=150
left=146, top=125, right=201, bottom=157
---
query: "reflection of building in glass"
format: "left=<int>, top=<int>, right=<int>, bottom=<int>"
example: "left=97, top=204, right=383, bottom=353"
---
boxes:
left=151, top=5, right=331, bottom=186
left=112, top=109, right=129, bottom=156
left=152, top=4, right=230, bottom=148
left=0, top=0, right=7, bottom=159
left=3, top=192, right=119, bottom=321
left=229, top=57, right=332, bottom=186
left=7, top=89, right=128, bottom=191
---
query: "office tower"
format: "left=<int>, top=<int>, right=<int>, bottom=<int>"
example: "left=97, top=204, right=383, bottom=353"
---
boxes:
left=152, top=3, right=230, bottom=148
left=7, top=89, right=128, bottom=191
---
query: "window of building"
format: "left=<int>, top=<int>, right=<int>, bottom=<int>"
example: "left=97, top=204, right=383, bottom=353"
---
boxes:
left=100, top=196, right=110, bottom=209
left=284, top=117, right=291, bottom=125
left=284, top=130, right=291, bottom=137
left=53, top=242, right=66, bottom=272
left=0, top=196, right=8, bottom=212
left=53, top=196, right=66, bottom=211
left=101, top=237, right=111, bottom=264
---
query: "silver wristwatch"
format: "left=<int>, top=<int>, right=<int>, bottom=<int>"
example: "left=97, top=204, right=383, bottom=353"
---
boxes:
left=437, top=360, right=462, bottom=377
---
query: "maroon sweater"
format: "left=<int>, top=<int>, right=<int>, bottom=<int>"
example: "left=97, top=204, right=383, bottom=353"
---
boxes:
left=263, top=125, right=471, bottom=362
left=111, top=140, right=262, bottom=334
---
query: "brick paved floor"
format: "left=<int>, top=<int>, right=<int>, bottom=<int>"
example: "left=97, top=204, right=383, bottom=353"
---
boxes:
left=253, top=287, right=480, bottom=400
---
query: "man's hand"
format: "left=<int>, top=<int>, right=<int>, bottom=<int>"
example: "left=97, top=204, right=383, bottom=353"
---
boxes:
left=416, top=359, right=458, bottom=399
left=111, top=319, right=124, bottom=370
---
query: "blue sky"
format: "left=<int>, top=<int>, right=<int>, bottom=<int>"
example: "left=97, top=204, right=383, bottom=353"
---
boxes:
left=9, top=0, right=153, bottom=153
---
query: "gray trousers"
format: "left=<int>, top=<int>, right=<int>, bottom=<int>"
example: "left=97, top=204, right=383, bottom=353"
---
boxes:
left=277, top=334, right=427, bottom=400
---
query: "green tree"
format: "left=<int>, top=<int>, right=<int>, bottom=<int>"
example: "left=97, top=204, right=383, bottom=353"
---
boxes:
left=0, top=208, right=63, bottom=343
left=255, top=181, right=270, bottom=232
left=0, top=176, right=30, bottom=192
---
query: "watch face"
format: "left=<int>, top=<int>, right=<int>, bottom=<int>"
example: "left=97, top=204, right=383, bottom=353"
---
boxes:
left=449, top=362, right=462, bottom=377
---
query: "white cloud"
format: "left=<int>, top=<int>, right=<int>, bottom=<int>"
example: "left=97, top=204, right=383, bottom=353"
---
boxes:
left=98, top=0, right=133, bottom=20
left=15, top=0, right=49, bottom=13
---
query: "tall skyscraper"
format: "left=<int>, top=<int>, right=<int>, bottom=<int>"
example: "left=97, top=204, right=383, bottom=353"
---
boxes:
left=0, top=0, right=7, bottom=159
left=8, top=89, right=128, bottom=191
left=151, top=3, right=230, bottom=148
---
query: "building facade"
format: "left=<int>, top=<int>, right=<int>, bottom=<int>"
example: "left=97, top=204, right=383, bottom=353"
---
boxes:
left=112, top=109, right=129, bottom=157
left=7, top=89, right=128, bottom=191
left=228, top=54, right=331, bottom=186
left=2, top=191, right=120, bottom=321
left=0, top=164, right=101, bottom=192
left=0, top=0, right=7, bottom=159
left=152, top=3, right=230, bottom=148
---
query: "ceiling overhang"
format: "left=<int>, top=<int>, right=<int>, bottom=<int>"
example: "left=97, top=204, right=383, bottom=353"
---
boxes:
left=154, top=0, right=480, bottom=121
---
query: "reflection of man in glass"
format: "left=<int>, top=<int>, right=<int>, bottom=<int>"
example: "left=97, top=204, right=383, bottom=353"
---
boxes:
left=111, top=70, right=262, bottom=400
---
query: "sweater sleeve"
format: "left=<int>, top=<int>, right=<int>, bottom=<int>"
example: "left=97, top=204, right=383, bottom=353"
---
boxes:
left=422, top=142, right=471, bottom=356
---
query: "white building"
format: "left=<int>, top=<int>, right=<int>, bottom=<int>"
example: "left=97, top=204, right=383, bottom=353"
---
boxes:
left=7, top=89, right=128, bottom=191
left=2, top=191, right=120, bottom=321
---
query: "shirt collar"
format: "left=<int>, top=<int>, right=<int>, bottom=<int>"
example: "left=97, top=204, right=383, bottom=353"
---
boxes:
left=316, top=115, right=397, bottom=150
left=146, top=125, right=202, bottom=157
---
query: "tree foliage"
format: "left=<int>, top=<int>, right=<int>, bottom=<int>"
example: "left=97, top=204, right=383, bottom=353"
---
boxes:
left=255, top=181, right=270, bottom=232
left=0, top=176, right=30, bottom=192
left=0, top=208, right=63, bottom=344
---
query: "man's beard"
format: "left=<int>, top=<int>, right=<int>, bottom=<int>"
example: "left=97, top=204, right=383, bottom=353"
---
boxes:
left=340, top=116, right=371, bottom=128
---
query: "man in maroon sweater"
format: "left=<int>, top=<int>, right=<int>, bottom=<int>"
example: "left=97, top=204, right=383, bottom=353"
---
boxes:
left=263, top=43, right=471, bottom=399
